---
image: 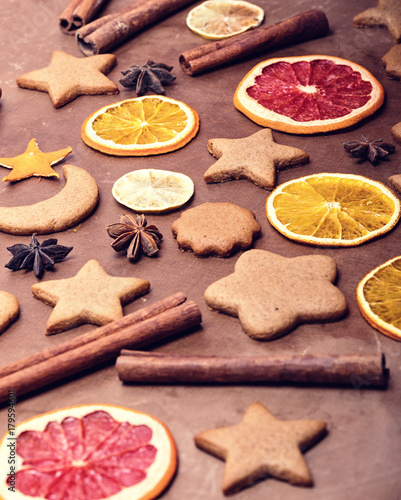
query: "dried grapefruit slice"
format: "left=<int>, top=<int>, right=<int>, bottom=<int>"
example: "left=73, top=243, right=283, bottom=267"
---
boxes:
left=186, top=0, right=264, bottom=40
left=81, top=96, right=199, bottom=156
left=0, top=404, right=177, bottom=500
left=234, top=55, right=385, bottom=134
left=266, top=173, right=400, bottom=247
left=357, top=256, right=401, bottom=341
left=112, top=169, right=194, bottom=213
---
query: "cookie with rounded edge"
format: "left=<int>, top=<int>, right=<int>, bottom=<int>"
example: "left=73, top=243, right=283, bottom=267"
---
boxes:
left=0, top=291, right=19, bottom=334
left=171, top=202, right=261, bottom=257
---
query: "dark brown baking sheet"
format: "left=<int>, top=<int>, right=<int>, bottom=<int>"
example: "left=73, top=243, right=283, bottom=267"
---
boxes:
left=0, top=0, right=401, bottom=498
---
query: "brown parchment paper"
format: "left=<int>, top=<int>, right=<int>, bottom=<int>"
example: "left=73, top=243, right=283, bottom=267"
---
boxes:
left=0, top=0, right=400, bottom=499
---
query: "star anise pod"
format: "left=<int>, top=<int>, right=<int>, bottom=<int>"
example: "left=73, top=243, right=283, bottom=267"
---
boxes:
left=5, top=234, right=73, bottom=279
left=119, top=60, right=176, bottom=96
left=106, top=214, right=163, bottom=262
left=344, top=135, right=395, bottom=164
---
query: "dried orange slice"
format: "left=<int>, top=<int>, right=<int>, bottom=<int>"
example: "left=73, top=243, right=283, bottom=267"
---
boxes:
left=0, top=404, right=177, bottom=500
left=266, top=173, right=400, bottom=247
left=113, top=169, right=194, bottom=213
left=81, top=95, right=199, bottom=156
left=234, top=55, right=385, bottom=134
left=357, top=256, right=401, bottom=341
left=186, top=0, right=264, bottom=40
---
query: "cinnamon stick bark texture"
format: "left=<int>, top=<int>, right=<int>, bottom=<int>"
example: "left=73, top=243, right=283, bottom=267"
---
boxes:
left=0, top=298, right=201, bottom=404
left=116, top=352, right=388, bottom=387
left=60, top=0, right=110, bottom=34
left=76, top=0, right=197, bottom=56
left=0, top=292, right=186, bottom=379
left=179, top=10, right=329, bottom=76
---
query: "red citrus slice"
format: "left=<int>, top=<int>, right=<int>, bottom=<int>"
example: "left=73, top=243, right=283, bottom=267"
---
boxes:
left=0, top=404, right=177, bottom=500
left=234, top=55, right=385, bottom=134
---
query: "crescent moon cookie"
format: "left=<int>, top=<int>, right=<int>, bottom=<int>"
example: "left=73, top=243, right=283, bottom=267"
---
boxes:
left=0, top=291, right=19, bottom=334
left=0, top=164, right=99, bottom=235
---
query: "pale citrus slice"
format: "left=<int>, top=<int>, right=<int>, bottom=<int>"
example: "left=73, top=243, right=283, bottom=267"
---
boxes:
left=186, top=0, right=264, bottom=40
left=113, top=169, right=194, bottom=213
left=234, top=55, right=385, bottom=134
left=0, top=404, right=177, bottom=500
left=81, top=95, right=199, bottom=156
left=357, top=256, right=401, bottom=341
left=266, top=173, right=400, bottom=246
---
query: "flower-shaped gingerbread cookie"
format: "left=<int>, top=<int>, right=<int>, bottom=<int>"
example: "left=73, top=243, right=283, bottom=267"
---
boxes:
left=171, top=202, right=261, bottom=257
left=204, top=249, right=347, bottom=339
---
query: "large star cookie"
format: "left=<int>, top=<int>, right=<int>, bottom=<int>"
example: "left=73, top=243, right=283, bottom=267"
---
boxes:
left=16, top=50, right=118, bottom=108
left=382, top=44, right=401, bottom=79
left=0, top=291, right=19, bottom=334
left=353, top=0, right=401, bottom=42
left=171, top=202, right=261, bottom=257
left=204, top=129, right=310, bottom=190
left=31, top=259, right=150, bottom=334
left=195, top=402, right=327, bottom=494
left=0, top=138, right=71, bottom=182
left=204, top=249, right=347, bottom=339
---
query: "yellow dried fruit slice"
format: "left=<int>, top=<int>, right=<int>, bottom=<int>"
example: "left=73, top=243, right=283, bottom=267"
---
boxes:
left=234, top=55, right=385, bottom=134
left=186, top=0, right=264, bottom=40
left=113, top=169, right=194, bottom=213
left=81, top=95, right=199, bottom=156
left=266, top=173, right=400, bottom=246
left=357, top=256, right=401, bottom=341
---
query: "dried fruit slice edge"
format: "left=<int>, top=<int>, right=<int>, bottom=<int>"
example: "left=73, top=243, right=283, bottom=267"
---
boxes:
left=0, top=404, right=177, bottom=500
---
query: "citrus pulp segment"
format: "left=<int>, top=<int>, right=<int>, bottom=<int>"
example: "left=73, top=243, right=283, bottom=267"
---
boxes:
left=186, top=0, right=264, bottom=40
left=357, top=256, right=401, bottom=341
left=266, top=173, right=400, bottom=246
left=112, top=169, right=194, bottom=213
left=81, top=96, right=199, bottom=156
left=0, top=404, right=177, bottom=500
left=234, top=55, right=385, bottom=134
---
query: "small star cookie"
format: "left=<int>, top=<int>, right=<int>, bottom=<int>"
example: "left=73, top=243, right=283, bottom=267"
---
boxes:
left=16, top=50, right=118, bottom=108
left=0, top=291, right=19, bottom=334
left=382, top=44, right=401, bottom=79
left=171, top=202, right=261, bottom=257
left=204, top=129, right=310, bottom=190
left=31, top=259, right=150, bottom=334
left=195, top=402, right=327, bottom=494
left=353, top=0, right=401, bottom=42
left=0, top=139, right=71, bottom=182
left=204, top=249, right=347, bottom=339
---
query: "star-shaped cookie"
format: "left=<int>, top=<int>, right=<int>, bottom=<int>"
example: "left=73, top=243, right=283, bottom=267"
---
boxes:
left=31, top=259, right=150, bottom=334
left=16, top=50, right=118, bottom=108
left=195, top=402, right=327, bottom=495
left=353, top=0, right=401, bottom=42
left=204, top=249, right=347, bottom=340
left=382, top=44, right=401, bottom=79
left=0, top=138, right=72, bottom=182
left=204, top=129, right=310, bottom=190
left=171, top=202, right=261, bottom=257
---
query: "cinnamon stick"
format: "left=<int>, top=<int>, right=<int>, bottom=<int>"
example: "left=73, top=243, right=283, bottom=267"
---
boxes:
left=76, top=0, right=197, bottom=56
left=116, top=351, right=388, bottom=387
left=0, top=298, right=201, bottom=403
left=0, top=292, right=186, bottom=379
left=179, top=9, right=329, bottom=76
left=60, top=0, right=110, bottom=34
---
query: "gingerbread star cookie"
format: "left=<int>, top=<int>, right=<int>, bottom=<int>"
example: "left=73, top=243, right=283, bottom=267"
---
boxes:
left=204, top=129, right=310, bottom=190
left=353, top=0, right=401, bottom=42
left=31, top=259, right=150, bottom=334
left=16, top=50, right=118, bottom=108
left=171, top=202, right=261, bottom=257
left=391, top=122, right=401, bottom=144
left=389, top=173, right=401, bottom=195
left=0, top=291, right=19, bottom=334
left=0, top=139, right=72, bottom=182
left=382, top=44, right=401, bottom=79
left=204, top=249, right=347, bottom=340
left=195, top=402, right=327, bottom=495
